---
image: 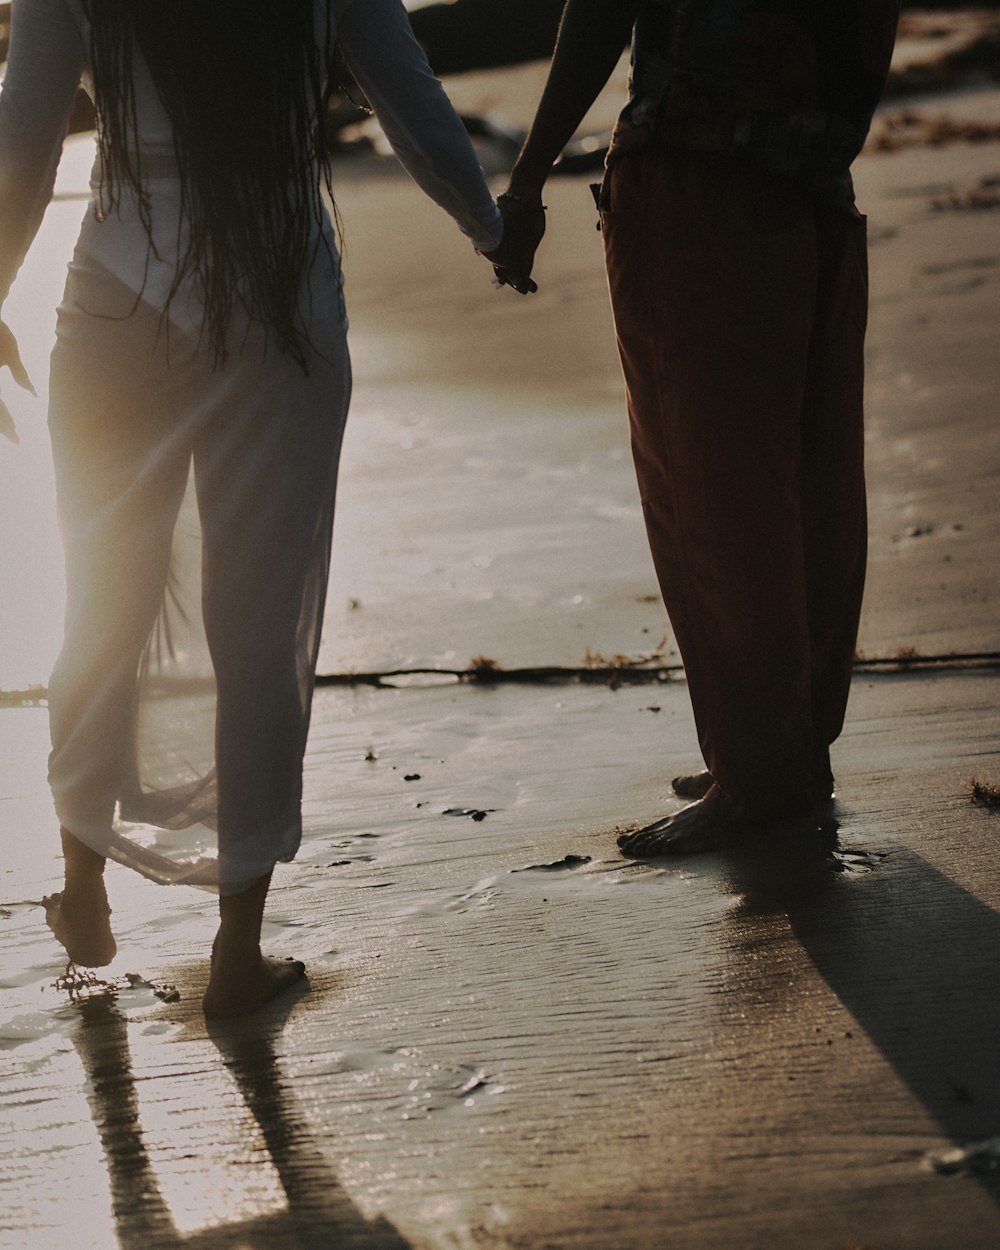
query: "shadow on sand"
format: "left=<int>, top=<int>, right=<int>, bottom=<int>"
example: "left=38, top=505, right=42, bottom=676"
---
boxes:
left=725, top=822, right=1000, bottom=1201
left=70, top=990, right=411, bottom=1250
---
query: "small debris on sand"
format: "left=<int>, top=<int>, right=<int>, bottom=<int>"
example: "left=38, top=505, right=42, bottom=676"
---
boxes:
left=966, top=775, right=1000, bottom=808
left=930, top=179, right=1000, bottom=211
left=467, top=655, right=502, bottom=684
left=927, top=1135, right=1000, bottom=1176
left=870, top=109, right=1000, bottom=152
left=885, top=23, right=1000, bottom=100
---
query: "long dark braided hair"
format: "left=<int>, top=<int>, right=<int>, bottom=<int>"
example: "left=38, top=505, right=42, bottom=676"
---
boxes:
left=82, top=0, right=338, bottom=367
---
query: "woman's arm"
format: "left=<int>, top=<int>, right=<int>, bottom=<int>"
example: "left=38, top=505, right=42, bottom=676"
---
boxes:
left=334, top=0, right=502, bottom=254
left=0, top=0, right=82, bottom=439
left=0, top=318, right=33, bottom=441
left=0, top=0, right=86, bottom=307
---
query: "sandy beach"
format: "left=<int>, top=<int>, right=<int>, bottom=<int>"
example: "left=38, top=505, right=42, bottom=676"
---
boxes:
left=2, top=10, right=1000, bottom=1249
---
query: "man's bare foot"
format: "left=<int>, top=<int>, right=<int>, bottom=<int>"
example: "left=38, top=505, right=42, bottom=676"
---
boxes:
left=672, top=771, right=715, bottom=800
left=671, top=770, right=835, bottom=803
left=202, top=954, right=307, bottom=1020
left=618, top=788, right=819, bottom=858
left=42, top=888, right=117, bottom=967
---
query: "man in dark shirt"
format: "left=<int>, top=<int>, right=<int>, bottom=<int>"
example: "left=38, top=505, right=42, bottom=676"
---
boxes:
left=496, top=0, right=900, bottom=855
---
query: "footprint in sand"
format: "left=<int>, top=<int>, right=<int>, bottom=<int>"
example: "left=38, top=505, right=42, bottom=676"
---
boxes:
left=510, top=854, right=593, bottom=874
left=828, top=847, right=888, bottom=875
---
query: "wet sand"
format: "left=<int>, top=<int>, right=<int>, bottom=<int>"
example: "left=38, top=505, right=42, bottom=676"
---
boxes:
left=3, top=19, right=1000, bottom=1250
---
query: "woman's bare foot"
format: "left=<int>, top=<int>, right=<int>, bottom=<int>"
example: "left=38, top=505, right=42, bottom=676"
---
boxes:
left=203, top=954, right=306, bottom=1020
left=203, top=871, right=308, bottom=1019
left=44, top=827, right=117, bottom=967
left=42, top=888, right=117, bottom=967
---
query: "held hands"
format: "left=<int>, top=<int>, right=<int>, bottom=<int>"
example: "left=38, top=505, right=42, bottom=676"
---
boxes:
left=481, top=191, right=546, bottom=295
left=0, top=320, right=35, bottom=445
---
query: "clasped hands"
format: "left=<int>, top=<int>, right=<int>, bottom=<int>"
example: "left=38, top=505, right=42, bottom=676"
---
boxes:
left=0, top=319, right=35, bottom=444
left=481, top=189, right=546, bottom=296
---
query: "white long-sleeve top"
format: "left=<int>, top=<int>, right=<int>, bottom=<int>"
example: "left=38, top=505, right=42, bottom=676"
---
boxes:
left=0, top=0, right=503, bottom=306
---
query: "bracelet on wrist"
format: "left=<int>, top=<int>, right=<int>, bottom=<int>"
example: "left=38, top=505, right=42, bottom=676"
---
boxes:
left=497, top=191, right=547, bottom=213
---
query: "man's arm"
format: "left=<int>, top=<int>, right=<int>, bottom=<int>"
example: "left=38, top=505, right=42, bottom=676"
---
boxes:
left=508, top=0, right=639, bottom=200
left=482, top=0, right=637, bottom=288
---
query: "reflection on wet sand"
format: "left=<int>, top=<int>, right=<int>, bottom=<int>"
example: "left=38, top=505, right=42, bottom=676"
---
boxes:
left=71, top=991, right=411, bottom=1249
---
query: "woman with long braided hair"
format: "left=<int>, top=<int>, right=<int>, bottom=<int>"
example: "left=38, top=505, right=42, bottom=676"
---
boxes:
left=0, top=0, right=523, bottom=1016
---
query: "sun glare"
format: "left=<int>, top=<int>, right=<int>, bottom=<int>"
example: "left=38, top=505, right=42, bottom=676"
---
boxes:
left=1, top=137, right=95, bottom=693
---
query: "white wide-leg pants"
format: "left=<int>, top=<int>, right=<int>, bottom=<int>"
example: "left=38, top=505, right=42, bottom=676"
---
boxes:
left=47, top=249, right=350, bottom=894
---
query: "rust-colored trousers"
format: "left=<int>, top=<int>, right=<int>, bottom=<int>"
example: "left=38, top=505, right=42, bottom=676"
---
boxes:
left=602, top=146, right=868, bottom=816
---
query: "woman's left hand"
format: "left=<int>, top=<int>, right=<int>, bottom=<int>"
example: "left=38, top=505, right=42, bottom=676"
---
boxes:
left=0, top=319, right=36, bottom=444
left=481, top=196, right=546, bottom=295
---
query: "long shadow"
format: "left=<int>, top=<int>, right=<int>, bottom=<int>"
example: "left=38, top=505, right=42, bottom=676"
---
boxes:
left=72, top=992, right=412, bottom=1250
left=724, top=825, right=1000, bottom=1200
